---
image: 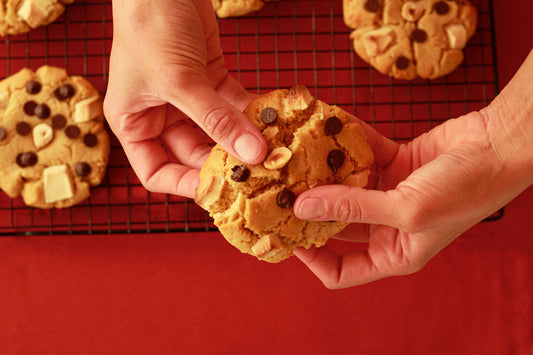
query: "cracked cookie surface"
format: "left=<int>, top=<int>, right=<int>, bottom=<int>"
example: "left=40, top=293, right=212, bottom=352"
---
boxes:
left=344, top=0, right=477, bottom=80
left=0, top=66, right=110, bottom=208
left=195, top=86, right=374, bottom=263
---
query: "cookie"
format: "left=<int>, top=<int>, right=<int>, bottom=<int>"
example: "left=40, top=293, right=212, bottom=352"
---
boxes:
left=0, top=0, right=74, bottom=36
left=344, top=0, right=477, bottom=80
left=212, top=0, right=273, bottom=17
left=195, top=86, right=374, bottom=263
left=0, top=66, right=110, bottom=209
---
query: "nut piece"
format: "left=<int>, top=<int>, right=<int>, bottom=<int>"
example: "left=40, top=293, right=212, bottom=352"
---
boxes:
left=287, top=85, right=314, bottom=111
left=251, top=235, right=283, bottom=259
left=361, top=27, right=395, bottom=57
left=43, top=165, right=74, bottom=204
left=195, top=175, right=223, bottom=210
left=401, top=2, right=425, bottom=22
left=341, top=170, right=371, bottom=188
left=74, top=96, right=103, bottom=123
left=32, top=123, right=54, bottom=150
left=445, top=24, right=468, bottom=49
left=17, top=0, right=56, bottom=28
left=263, top=147, right=292, bottom=170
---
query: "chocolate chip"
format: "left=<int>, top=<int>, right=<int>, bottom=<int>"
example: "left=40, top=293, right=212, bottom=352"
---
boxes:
left=65, top=125, right=80, bottom=139
left=16, top=152, right=38, bottom=167
left=34, top=103, right=51, bottom=119
left=260, top=107, right=278, bottom=125
left=364, top=0, right=380, bottom=13
left=411, top=29, right=427, bottom=43
left=327, top=149, right=345, bottom=173
left=23, top=101, right=37, bottom=116
left=83, top=133, right=98, bottom=147
left=16, top=122, right=31, bottom=136
left=76, top=162, right=92, bottom=177
left=0, top=127, right=6, bottom=141
left=395, top=56, right=410, bottom=70
left=54, top=84, right=75, bottom=101
left=277, top=188, right=295, bottom=209
left=26, top=80, right=41, bottom=95
left=51, top=114, right=67, bottom=129
left=434, top=1, right=449, bottom=15
left=324, top=116, right=343, bottom=136
left=231, top=165, right=250, bottom=182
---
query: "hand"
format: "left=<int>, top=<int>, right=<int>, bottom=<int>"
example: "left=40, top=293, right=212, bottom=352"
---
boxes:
left=293, top=50, right=533, bottom=289
left=103, top=0, right=266, bottom=199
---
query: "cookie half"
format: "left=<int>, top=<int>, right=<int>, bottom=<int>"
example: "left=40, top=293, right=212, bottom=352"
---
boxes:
left=0, top=66, right=110, bottom=208
left=344, top=0, right=477, bottom=80
left=196, top=86, right=374, bottom=263
left=0, top=0, right=74, bottom=36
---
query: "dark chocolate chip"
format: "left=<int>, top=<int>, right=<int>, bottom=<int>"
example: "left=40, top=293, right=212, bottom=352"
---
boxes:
left=364, top=0, right=380, bottom=13
left=76, top=162, right=92, bottom=177
left=16, top=152, right=38, bottom=167
left=83, top=133, right=98, bottom=147
left=434, top=1, right=449, bottom=15
left=411, top=29, right=428, bottom=43
left=395, top=56, right=410, bottom=70
left=327, top=149, right=345, bottom=173
left=23, top=101, right=37, bottom=116
left=26, top=80, right=42, bottom=95
left=15, top=122, right=31, bottom=136
left=34, top=103, right=51, bottom=119
left=277, top=188, right=295, bottom=209
left=51, top=114, right=67, bottom=129
left=0, top=127, right=6, bottom=141
left=54, top=84, right=75, bottom=101
left=324, top=116, right=343, bottom=136
left=231, top=165, right=250, bottom=182
left=65, top=125, right=80, bottom=139
left=260, top=107, right=278, bottom=125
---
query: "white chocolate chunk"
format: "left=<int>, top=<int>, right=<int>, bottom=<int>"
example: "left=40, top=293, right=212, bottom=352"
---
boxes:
left=43, top=165, right=74, bottom=204
left=17, top=0, right=56, bottom=28
left=362, top=27, right=395, bottom=57
left=33, top=123, right=54, bottom=150
left=195, top=175, right=223, bottom=210
left=341, top=170, right=371, bottom=188
left=445, top=24, right=468, bottom=49
left=287, top=85, right=314, bottom=111
left=263, top=147, right=292, bottom=170
left=401, top=2, right=425, bottom=22
left=251, top=235, right=283, bottom=259
left=74, top=96, right=103, bottom=123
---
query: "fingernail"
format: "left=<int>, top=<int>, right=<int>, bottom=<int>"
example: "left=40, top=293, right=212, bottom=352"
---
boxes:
left=297, top=197, right=326, bottom=220
left=234, top=133, right=262, bottom=163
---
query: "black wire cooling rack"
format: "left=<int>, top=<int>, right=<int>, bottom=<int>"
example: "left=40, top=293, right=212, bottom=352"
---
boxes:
left=0, top=0, right=502, bottom=235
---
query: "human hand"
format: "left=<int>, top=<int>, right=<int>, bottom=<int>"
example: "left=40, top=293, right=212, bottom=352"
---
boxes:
left=103, top=0, right=266, bottom=199
left=293, top=50, right=533, bottom=289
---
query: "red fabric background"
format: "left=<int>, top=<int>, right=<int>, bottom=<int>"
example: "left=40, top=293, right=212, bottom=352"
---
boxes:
left=0, top=2, right=532, bottom=354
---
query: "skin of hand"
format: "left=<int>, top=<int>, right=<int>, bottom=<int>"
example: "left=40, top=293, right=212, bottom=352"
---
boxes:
left=293, top=49, right=533, bottom=289
left=103, top=0, right=266, bottom=199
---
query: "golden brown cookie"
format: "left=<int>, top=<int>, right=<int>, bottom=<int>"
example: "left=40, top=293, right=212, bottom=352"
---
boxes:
left=0, top=66, right=110, bottom=208
left=212, top=0, right=273, bottom=17
left=344, top=0, right=477, bottom=80
left=0, top=0, right=74, bottom=36
left=195, top=86, right=374, bottom=263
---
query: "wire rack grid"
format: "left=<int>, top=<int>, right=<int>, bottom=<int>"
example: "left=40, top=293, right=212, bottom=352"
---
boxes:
left=0, top=0, right=501, bottom=235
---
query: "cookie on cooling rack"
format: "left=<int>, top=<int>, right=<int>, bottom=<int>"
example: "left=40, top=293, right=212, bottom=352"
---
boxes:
left=195, top=86, right=374, bottom=263
left=0, top=65, right=110, bottom=209
left=212, top=0, right=274, bottom=17
left=0, top=0, right=74, bottom=36
left=344, top=0, right=477, bottom=80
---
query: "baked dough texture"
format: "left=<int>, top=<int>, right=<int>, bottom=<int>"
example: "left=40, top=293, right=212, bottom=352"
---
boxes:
left=344, top=0, right=477, bottom=79
left=0, top=0, right=74, bottom=36
left=196, top=86, right=374, bottom=263
left=0, top=66, right=110, bottom=208
left=212, top=0, right=273, bottom=18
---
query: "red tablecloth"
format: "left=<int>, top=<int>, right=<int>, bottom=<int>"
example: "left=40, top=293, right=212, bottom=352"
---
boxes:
left=1, top=1, right=532, bottom=354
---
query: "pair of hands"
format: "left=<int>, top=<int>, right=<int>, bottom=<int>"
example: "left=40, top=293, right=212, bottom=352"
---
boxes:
left=104, top=0, right=533, bottom=288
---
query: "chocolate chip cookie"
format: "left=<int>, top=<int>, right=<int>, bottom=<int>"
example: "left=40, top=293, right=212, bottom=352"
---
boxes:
left=0, top=0, right=74, bottom=36
left=0, top=66, right=110, bottom=208
left=195, top=86, right=374, bottom=263
left=212, top=0, right=273, bottom=17
left=344, top=0, right=477, bottom=79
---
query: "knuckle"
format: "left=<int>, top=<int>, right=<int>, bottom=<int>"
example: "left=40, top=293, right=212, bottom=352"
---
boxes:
left=203, top=107, right=235, bottom=141
left=334, top=197, right=361, bottom=222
